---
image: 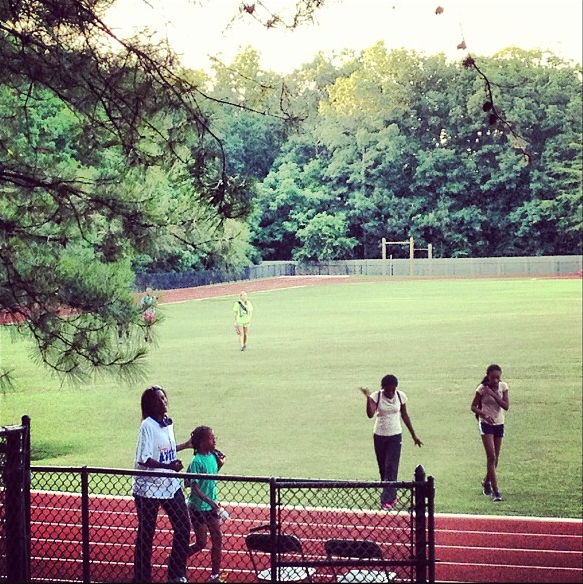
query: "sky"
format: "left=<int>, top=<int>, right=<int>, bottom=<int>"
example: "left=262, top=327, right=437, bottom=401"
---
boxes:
left=104, top=0, right=583, bottom=73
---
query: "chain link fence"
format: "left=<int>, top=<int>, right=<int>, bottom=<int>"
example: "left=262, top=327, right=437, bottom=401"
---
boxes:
left=1, top=425, right=434, bottom=584
left=25, top=466, right=434, bottom=583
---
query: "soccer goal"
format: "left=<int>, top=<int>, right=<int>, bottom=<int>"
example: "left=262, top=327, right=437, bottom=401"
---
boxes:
left=381, top=237, right=432, bottom=276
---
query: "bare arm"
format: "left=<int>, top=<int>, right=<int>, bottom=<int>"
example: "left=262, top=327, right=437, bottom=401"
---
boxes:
left=400, top=404, right=423, bottom=447
left=360, top=387, right=376, bottom=418
left=176, top=437, right=192, bottom=452
left=487, top=387, right=509, bottom=411
left=189, top=482, right=219, bottom=511
left=215, top=453, right=226, bottom=470
left=141, top=457, right=183, bottom=472
left=470, top=391, right=484, bottom=418
left=484, top=385, right=510, bottom=410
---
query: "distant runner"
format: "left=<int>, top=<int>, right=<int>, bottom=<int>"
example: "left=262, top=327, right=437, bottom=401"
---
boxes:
left=232, top=291, right=253, bottom=351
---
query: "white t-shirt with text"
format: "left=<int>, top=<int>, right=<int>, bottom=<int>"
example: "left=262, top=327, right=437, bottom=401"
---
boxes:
left=132, top=416, right=181, bottom=499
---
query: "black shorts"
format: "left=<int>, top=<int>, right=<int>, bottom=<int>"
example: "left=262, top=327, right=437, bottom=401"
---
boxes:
left=479, top=422, right=505, bottom=437
left=188, top=508, right=217, bottom=526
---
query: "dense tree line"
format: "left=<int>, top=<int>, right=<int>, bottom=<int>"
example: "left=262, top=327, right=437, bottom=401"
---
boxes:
left=220, top=44, right=581, bottom=260
left=1, top=0, right=581, bottom=382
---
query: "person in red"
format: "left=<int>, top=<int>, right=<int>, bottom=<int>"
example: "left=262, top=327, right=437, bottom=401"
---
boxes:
left=470, top=364, right=510, bottom=502
left=141, top=287, right=158, bottom=342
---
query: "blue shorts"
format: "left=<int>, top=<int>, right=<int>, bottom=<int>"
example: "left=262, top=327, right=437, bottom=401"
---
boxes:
left=479, top=422, right=505, bottom=437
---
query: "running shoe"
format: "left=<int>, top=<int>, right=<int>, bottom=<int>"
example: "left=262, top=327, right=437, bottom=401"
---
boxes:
left=492, top=491, right=503, bottom=502
left=482, top=480, right=492, bottom=496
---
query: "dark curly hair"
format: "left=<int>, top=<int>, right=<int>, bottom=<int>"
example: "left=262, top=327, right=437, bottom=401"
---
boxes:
left=140, top=385, right=167, bottom=419
left=190, top=425, right=212, bottom=454
left=381, top=374, right=398, bottom=389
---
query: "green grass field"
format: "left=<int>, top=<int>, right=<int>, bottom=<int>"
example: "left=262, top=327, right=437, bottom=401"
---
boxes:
left=1, top=277, right=581, bottom=518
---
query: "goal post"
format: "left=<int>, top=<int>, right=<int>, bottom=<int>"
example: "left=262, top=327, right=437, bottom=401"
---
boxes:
left=381, top=237, right=432, bottom=276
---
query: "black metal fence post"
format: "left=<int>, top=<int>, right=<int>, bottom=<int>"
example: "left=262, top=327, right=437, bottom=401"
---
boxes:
left=4, top=425, right=30, bottom=583
left=22, top=415, right=32, bottom=581
left=81, top=466, right=91, bottom=583
left=427, top=474, right=435, bottom=583
left=269, top=477, right=277, bottom=584
left=414, top=465, right=427, bottom=583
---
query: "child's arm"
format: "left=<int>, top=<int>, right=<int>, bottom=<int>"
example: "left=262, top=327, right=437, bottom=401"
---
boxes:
left=400, top=404, right=423, bottom=447
left=190, top=482, right=219, bottom=511
left=484, top=385, right=510, bottom=411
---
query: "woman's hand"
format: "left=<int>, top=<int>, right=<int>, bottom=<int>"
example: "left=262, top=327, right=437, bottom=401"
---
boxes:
left=413, top=435, right=423, bottom=447
left=359, top=386, right=371, bottom=398
left=168, top=460, right=183, bottom=472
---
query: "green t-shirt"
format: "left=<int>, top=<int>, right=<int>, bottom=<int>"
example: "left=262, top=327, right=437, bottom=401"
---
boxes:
left=141, top=294, right=156, bottom=310
left=186, top=452, right=218, bottom=511
left=233, top=299, right=253, bottom=325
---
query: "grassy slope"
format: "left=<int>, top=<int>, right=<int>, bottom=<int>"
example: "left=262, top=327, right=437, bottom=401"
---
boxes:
left=1, top=278, right=581, bottom=517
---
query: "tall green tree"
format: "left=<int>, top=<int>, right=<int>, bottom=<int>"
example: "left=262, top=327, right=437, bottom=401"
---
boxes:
left=208, top=48, right=289, bottom=181
left=0, top=0, right=324, bottom=383
left=294, top=212, right=357, bottom=261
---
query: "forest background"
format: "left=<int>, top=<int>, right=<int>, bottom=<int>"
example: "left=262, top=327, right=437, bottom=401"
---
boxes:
left=134, top=43, right=583, bottom=271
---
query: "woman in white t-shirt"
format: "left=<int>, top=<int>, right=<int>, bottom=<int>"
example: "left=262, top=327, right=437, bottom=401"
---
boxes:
left=360, top=374, right=423, bottom=510
left=470, top=364, right=510, bottom=502
left=132, top=385, right=192, bottom=583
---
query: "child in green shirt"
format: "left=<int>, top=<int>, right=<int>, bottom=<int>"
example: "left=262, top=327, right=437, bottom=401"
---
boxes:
left=185, top=426, right=226, bottom=583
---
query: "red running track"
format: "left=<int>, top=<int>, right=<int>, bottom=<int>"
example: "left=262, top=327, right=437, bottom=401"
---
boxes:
left=28, top=490, right=582, bottom=583
left=434, top=513, right=582, bottom=583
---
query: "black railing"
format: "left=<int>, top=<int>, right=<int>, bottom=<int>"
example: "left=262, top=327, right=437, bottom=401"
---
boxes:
left=1, top=418, right=434, bottom=583
left=22, top=465, right=434, bottom=583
